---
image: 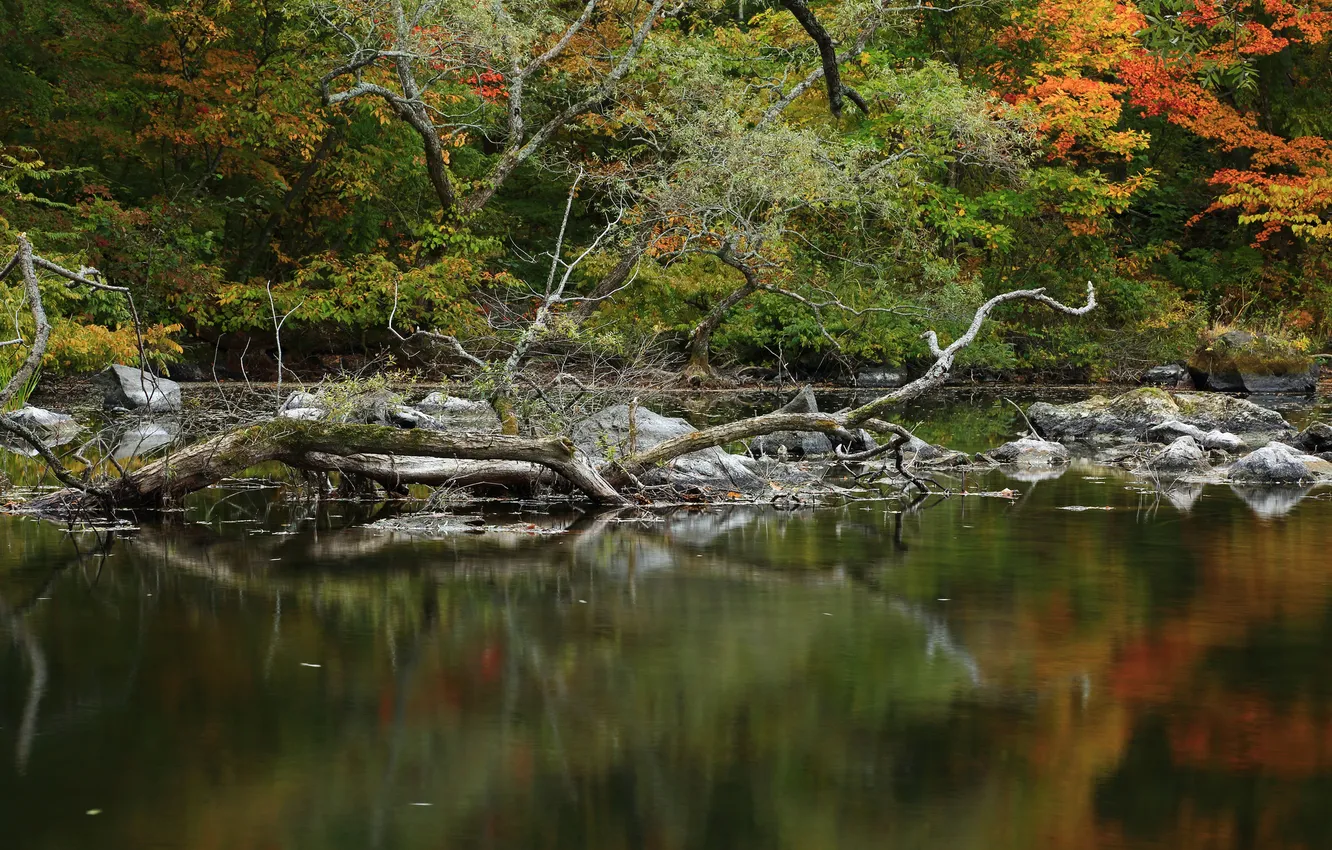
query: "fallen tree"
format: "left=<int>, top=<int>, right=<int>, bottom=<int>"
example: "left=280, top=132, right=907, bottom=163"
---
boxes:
left=28, top=325, right=1095, bottom=522
left=3, top=233, right=1095, bottom=515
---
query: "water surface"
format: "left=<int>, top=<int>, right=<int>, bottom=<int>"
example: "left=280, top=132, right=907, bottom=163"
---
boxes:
left=2, top=390, right=1332, bottom=849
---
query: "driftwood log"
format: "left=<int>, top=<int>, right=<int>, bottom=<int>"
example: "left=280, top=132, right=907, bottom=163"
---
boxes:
left=27, top=422, right=629, bottom=513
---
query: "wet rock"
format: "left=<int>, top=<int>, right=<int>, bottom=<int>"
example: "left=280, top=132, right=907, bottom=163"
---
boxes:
left=3, top=406, right=80, bottom=445
left=778, top=384, right=819, bottom=414
left=280, top=391, right=323, bottom=412
left=415, top=393, right=502, bottom=433
left=278, top=390, right=327, bottom=421
left=1145, top=420, right=1245, bottom=452
left=1143, top=363, right=1189, bottom=386
left=279, top=407, right=326, bottom=421
left=97, top=364, right=182, bottom=413
left=856, top=368, right=907, bottom=388
left=572, top=404, right=764, bottom=491
left=1028, top=388, right=1293, bottom=446
left=1188, top=329, right=1320, bottom=394
left=982, top=436, right=1070, bottom=468
left=751, top=431, right=835, bottom=458
left=165, top=361, right=208, bottom=382
left=1146, top=435, right=1209, bottom=473
left=1237, top=365, right=1321, bottom=394
left=1227, top=443, right=1316, bottom=483
left=1291, top=422, right=1332, bottom=454
left=750, top=386, right=835, bottom=458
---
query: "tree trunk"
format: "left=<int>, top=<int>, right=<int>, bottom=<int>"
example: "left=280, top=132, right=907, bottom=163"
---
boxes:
left=574, top=224, right=654, bottom=320
left=684, top=280, right=756, bottom=379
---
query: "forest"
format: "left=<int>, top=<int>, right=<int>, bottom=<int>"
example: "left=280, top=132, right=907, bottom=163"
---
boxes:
left=0, top=0, right=1329, bottom=384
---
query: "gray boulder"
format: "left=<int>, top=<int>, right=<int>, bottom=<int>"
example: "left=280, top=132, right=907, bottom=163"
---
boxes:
left=751, top=430, right=835, bottom=458
left=1291, top=422, right=1332, bottom=454
left=1188, top=329, right=1320, bottom=394
left=165, top=361, right=208, bottom=382
left=1237, top=365, right=1321, bottom=394
left=415, top=393, right=502, bottom=433
left=278, top=391, right=327, bottom=421
left=1146, top=435, right=1208, bottom=473
left=983, top=437, right=1070, bottom=468
left=1200, top=429, right=1247, bottom=453
left=572, top=404, right=764, bottom=491
left=749, top=386, right=835, bottom=458
left=1227, top=443, right=1316, bottom=483
left=856, top=368, right=907, bottom=389
left=1145, top=419, right=1245, bottom=452
left=279, top=406, right=326, bottom=421
left=98, top=364, right=181, bottom=413
left=1143, top=363, right=1189, bottom=386
left=1028, top=388, right=1293, bottom=446
left=279, top=391, right=323, bottom=412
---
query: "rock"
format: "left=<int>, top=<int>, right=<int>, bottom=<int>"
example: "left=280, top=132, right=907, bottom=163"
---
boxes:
left=112, top=421, right=178, bottom=461
left=572, top=404, right=764, bottom=491
left=1145, top=419, right=1246, bottom=452
left=97, top=364, right=182, bottom=413
left=1188, top=328, right=1320, bottom=394
left=1146, top=435, right=1209, bottom=473
left=915, top=447, right=971, bottom=467
left=1237, top=365, right=1321, bottom=394
left=751, top=430, right=835, bottom=458
left=165, top=361, right=208, bottom=382
left=3, top=406, right=80, bottom=445
left=279, top=391, right=324, bottom=413
left=983, top=436, right=1070, bottom=468
left=279, top=406, right=326, bottom=421
left=778, top=385, right=819, bottom=414
left=415, top=393, right=502, bottom=433
left=1291, top=422, right=1332, bottom=454
left=1142, top=363, right=1188, bottom=386
left=749, top=386, right=835, bottom=458
left=1028, top=388, right=1294, bottom=447
left=1227, top=443, right=1316, bottom=483
left=856, top=368, right=907, bottom=389
left=1200, top=429, right=1247, bottom=453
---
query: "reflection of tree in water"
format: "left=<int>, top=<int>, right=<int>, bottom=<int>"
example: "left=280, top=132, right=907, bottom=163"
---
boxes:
left=0, top=506, right=1001, bottom=850
left=8, top=481, right=1332, bottom=849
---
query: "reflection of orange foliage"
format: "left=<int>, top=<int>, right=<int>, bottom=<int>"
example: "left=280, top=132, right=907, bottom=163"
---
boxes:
left=1170, top=692, right=1332, bottom=777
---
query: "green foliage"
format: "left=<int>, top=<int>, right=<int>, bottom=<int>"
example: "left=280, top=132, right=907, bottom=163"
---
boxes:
left=0, top=0, right=1326, bottom=380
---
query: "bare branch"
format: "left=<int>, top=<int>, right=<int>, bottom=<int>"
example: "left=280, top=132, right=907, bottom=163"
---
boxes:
left=609, top=281, right=1098, bottom=481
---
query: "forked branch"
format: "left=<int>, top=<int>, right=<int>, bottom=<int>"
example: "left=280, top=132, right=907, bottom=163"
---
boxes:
left=607, top=282, right=1097, bottom=485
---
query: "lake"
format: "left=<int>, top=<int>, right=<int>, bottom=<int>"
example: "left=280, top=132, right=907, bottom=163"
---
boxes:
left=2, top=388, right=1332, bottom=849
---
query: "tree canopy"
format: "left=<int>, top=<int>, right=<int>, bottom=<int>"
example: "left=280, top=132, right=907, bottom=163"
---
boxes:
left=1, top=0, right=1329, bottom=379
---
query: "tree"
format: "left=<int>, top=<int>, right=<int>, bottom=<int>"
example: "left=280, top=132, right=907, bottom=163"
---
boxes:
left=313, top=0, right=666, bottom=224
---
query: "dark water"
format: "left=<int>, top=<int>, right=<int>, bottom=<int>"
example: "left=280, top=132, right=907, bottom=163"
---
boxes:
left=3, top=393, right=1332, bottom=849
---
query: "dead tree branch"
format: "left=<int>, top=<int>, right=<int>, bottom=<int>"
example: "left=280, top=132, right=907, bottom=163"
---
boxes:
left=607, top=283, right=1097, bottom=486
